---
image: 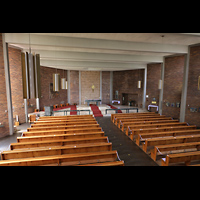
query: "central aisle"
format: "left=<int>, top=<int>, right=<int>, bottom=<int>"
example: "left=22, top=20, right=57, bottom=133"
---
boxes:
left=95, top=116, right=158, bottom=166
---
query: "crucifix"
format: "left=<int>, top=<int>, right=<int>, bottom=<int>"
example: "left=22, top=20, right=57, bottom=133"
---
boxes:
left=91, top=84, right=95, bottom=92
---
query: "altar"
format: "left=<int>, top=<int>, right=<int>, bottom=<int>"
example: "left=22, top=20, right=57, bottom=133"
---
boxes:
left=85, top=99, right=101, bottom=106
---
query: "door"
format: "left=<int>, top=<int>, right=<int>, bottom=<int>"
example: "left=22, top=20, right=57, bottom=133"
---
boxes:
left=122, top=93, right=128, bottom=105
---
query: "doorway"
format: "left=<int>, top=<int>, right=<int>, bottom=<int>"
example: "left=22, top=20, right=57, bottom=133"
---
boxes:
left=122, top=93, right=128, bottom=105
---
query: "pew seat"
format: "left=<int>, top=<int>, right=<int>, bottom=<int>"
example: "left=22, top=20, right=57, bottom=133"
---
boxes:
left=161, top=151, right=200, bottom=166
left=0, top=151, right=118, bottom=166
left=1, top=142, right=112, bottom=160
left=151, top=142, right=200, bottom=161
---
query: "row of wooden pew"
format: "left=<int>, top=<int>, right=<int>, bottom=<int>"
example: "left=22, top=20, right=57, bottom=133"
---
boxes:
left=111, top=112, right=200, bottom=166
left=0, top=115, right=124, bottom=166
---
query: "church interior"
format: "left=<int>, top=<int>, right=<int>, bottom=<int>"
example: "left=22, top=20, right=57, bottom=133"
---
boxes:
left=0, top=33, right=200, bottom=166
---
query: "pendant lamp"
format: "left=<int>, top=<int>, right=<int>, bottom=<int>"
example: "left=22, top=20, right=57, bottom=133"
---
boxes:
left=53, top=73, right=60, bottom=91
left=66, top=81, right=68, bottom=89
left=61, top=78, right=66, bottom=89
left=158, top=80, right=162, bottom=90
left=137, top=81, right=141, bottom=88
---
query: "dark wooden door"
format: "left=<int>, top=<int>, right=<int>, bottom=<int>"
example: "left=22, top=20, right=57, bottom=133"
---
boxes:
left=122, top=93, right=128, bottom=105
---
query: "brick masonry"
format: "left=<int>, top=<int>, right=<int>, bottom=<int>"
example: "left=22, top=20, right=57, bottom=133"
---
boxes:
left=81, top=71, right=100, bottom=105
left=185, top=45, right=200, bottom=126
left=40, top=66, right=68, bottom=109
left=8, top=47, right=25, bottom=124
left=0, top=33, right=9, bottom=138
left=113, top=69, right=144, bottom=107
left=162, top=55, right=185, bottom=119
left=70, top=70, right=79, bottom=104
left=102, top=71, right=110, bottom=104
left=145, top=63, right=161, bottom=111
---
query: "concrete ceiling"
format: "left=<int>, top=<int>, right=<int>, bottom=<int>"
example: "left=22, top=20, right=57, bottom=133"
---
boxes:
left=5, top=33, right=200, bottom=71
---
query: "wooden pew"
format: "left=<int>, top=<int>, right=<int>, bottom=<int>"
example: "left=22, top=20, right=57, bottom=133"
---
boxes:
left=121, top=119, right=178, bottom=132
left=23, top=127, right=103, bottom=137
left=142, top=131, right=200, bottom=152
left=161, top=151, right=200, bottom=166
left=17, top=131, right=105, bottom=143
left=128, top=125, right=196, bottom=141
left=126, top=122, right=188, bottom=137
left=34, top=118, right=97, bottom=123
left=114, top=114, right=161, bottom=126
left=1, top=142, right=112, bottom=160
left=0, top=150, right=119, bottom=166
left=79, top=161, right=124, bottom=166
left=10, top=136, right=109, bottom=150
left=32, top=120, right=97, bottom=127
left=111, top=112, right=156, bottom=122
left=28, top=124, right=100, bottom=132
left=136, top=129, right=200, bottom=146
left=38, top=115, right=94, bottom=121
left=119, top=117, right=173, bottom=130
left=151, top=142, right=200, bottom=161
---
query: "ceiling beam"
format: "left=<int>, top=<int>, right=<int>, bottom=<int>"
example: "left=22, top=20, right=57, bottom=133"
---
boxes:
left=5, top=33, right=188, bottom=54
left=40, top=59, right=146, bottom=71
left=22, top=49, right=163, bottom=63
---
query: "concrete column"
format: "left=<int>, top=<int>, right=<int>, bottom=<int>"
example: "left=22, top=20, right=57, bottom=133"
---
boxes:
left=110, top=71, right=113, bottom=104
left=24, top=99, right=28, bottom=123
left=180, top=48, right=190, bottom=122
left=100, top=71, right=102, bottom=104
left=67, top=70, right=70, bottom=104
left=2, top=33, right=14, bottom=135
left=79, top=71, right=81, bottom=105
left=36, top=98, right=40, bottom=110
left=158, top=59, right=165, bottom=115
left=142, top=66, right=147, bottom=109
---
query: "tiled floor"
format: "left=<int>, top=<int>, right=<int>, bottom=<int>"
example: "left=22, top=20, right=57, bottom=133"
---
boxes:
left=0, top=123, right=31, bottom=154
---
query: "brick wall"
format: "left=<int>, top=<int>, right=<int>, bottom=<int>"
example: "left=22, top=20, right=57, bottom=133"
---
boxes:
left=185, top=45, right=200, bottom=126
left=146, top=63, right=161, bottom=110
left=40, top=66, right=68, bottom=109
left=81, top=71, right=100, bottom=105
left=70, top=70, right=79, bottom=104
left=0, top=33, right=9, bottom=138
left=113, top=69, right=144, bottom=107
left=8, top=47, right=25, bottom=124
left=102, top=71, right=110, bottom=104
left=162, top=55, right=185, bottom=119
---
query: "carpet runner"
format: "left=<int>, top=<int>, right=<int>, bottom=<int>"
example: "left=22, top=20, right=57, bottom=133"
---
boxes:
left=53, top=105, right=77, bottom=115
left=90, top=104, right=103, bottom=117
left=107, top=104, right=122, bottom=113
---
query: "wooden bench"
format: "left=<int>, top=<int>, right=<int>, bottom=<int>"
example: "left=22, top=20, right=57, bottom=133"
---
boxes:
left=136, top=129, right=200, bottom=146
left=161, top=151, right=200, bottom=166
left=114, top=114, right=161, bottom=126
left=151, top=142, right=200, bottom=161
left=17, top=131, right=105, bottom=143
left=126, top=122, right=188, bottom=137
left=23, top=127, right=103, bottom=137
left=141, top=131, right=200, bottom=152
left=28, top=124, right=100, bottom=132
left=119, top=117, right=174, bottom=130
left=79, top=161, right=124, bottom=166
left=34, top=118, right=96, bottom=123
left=128, top=125, right=196, bottom=141
left=10, top=136, right=109, bottom=150
left=0, top=150, right=119, bottom=166
left=32, top=120, right=97, bottom=127
left=1, top=142, right=112, bottom=160
left=38, top=115, right=94, bottom=121
left=111, top=112, right=156, bottom=122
